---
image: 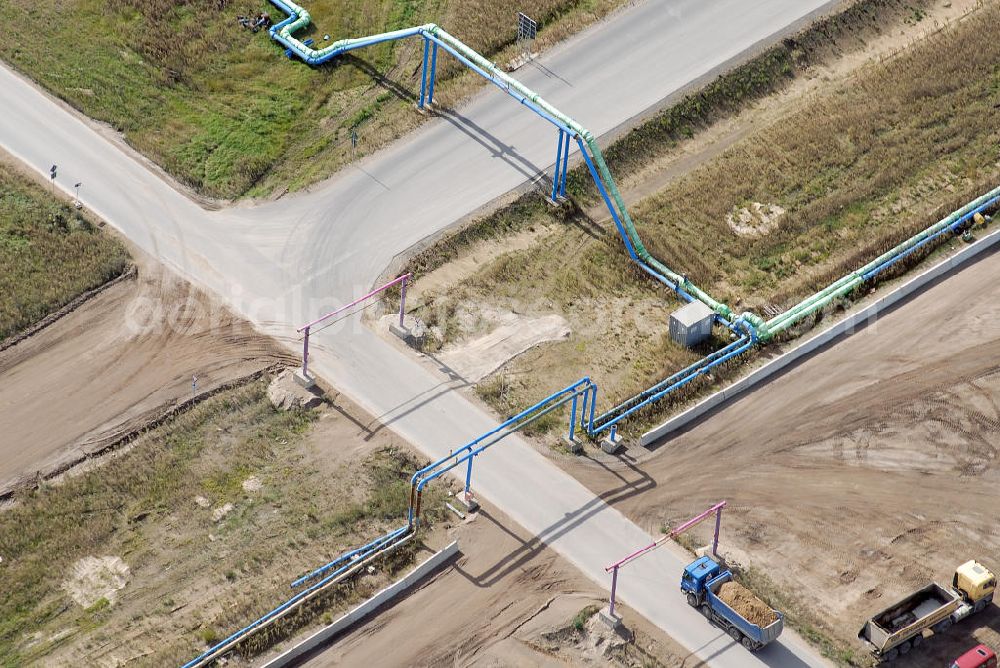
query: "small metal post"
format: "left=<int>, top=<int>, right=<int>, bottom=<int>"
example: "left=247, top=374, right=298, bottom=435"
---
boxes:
left=610, top=424, right=617, bottom=442
left=427, top=42, right=438, bottom=104
left=399, top=275, right=408, bottom=329
left=419, top=38, right=430, bottom=109
left=559, top=135, right=570, bottom=197
left=464, top=456, right=474, bottom=497
left=712, top=505, right=722, bottom=556
left=568, top=393, right=578, bottom=442
left=551, top=131, right=564, bottom=202
left=608, top=565, right=619, bottom=617
left=302, top=325, right=311, bottom=377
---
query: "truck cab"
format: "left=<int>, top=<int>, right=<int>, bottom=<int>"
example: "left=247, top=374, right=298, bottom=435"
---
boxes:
left=680, top=556, right=784, bottom=651
left=681, top=555, right=721, bottom=606
left=954, top=561, right=996, bottom=610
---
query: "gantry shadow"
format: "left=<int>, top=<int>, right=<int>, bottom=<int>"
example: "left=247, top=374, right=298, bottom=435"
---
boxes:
left=453, top=449, right=656, bottom=589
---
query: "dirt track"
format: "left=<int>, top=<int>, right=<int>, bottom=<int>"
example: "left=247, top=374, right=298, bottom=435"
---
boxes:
left=0, top=250, right=292, bottom=494
left=563, top=248, right=1000, bottom=663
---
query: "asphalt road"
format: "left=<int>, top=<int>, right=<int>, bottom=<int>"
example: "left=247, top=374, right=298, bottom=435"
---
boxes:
left=0, top=1, right=840, bottom=664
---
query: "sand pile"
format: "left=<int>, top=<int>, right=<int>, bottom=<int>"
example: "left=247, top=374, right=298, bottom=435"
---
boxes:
left=716, top=581, right=777, bottom=627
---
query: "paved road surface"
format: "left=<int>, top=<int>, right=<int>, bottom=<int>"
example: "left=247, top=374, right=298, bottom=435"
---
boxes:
left=1, top=1, right=840, bottom=664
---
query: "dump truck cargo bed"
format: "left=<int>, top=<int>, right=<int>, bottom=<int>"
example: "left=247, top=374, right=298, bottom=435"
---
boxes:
left=706, top=572, right=784, bottom=646
left=859, top=582, right=961, bottom=653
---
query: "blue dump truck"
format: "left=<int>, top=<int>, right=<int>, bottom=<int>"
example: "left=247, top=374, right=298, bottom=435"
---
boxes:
left=681, top=556, right=784, bottom=651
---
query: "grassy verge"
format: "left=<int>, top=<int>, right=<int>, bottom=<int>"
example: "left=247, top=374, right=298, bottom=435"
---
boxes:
left=1, top=0, right=630, bottom=199
left=633, top=3, right=1000, bottom=310
left=403, top=0, right=1000, bottom=437
left=0, top=163, right=129, bottom=341
left=0, top=379, right=446, bottom=665
left=571, top=604, right=601, bottom=631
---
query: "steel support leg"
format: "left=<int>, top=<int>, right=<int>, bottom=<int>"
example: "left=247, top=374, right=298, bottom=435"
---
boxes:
left=559, top=133, right=570, bottom=197
left=302, top=326, right=311, bottom=377
left=568, top=393, right=578, bottom=442
left=419, top=38, right=430, bottom=108
left=427, top=42, right=438, bottom=104
left=399, top=275, right=408, bottom=329
left=588, top=385, right=598, bottom=433
left=551, top=130, right=565, bottom=202
left=712, top=506, right=722, bottom=556
left=608, top=566, right=619, bottom=617
left=464, top=456, right=474, bottom=496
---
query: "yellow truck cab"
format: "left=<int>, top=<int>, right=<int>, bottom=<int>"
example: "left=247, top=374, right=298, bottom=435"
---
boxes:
left=955, top=561, right=997, bottom=608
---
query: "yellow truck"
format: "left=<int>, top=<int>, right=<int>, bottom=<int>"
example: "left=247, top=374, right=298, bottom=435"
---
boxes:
left=858, top=561, right=996, bottom=663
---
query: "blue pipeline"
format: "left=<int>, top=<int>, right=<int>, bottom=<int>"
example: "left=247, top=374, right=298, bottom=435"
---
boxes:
left=571, top=135, right=703, bottom=307
left=574, top=137, right=638, bottom=261
left=291, top=524, right=410, bottom=587
left=588, top=334, right=754, bottom=434
left=180, top=525, right=411, bottom=668
left=862, top=192, right=1000, bottom=282
left=419, top=38, right=430, bottom=107
left=408, top=378, right=595, bottom=524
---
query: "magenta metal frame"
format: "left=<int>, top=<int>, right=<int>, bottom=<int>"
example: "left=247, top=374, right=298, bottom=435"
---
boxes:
left=605, top=500, right=726, bottom=618
left=297, top=273, right=411, bottom=377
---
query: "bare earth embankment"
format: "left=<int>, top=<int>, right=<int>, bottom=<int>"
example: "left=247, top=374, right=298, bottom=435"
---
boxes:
left=295, top=500, right=697, bottom=668
left=0, top=249, right=293, bottom=495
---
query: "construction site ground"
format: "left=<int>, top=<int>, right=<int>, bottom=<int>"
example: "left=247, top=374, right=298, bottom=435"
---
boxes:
left=4, top=1, right=997, bottom=666
left=560, top=247, right=1000, bottom=665
left=0, top=247, right=293, bottom=496
left=292, top=500, right=697, bottom=668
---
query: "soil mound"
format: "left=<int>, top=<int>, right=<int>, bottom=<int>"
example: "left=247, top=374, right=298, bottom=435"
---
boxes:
left=716, top=581, right=776, bottom=627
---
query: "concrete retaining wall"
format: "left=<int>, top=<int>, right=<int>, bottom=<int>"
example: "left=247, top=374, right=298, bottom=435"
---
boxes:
left=641, top=228, right=1000, bottom=446
left=261, top=541, right=459, bottom=667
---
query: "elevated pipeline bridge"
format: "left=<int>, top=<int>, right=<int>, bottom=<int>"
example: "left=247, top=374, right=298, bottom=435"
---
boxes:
left=265, top=0, right=742, bottom=328
left=264, top=0, right=1000, bottom=346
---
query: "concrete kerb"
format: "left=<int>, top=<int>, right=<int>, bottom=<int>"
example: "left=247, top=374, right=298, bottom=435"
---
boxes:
left=641, top=228, right=1000, bottom=446
left=261, top=541, right=460, bottom=667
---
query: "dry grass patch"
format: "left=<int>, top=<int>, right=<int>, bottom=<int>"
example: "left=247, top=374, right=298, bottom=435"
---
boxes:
left=634, top=3, right=1000, bottom=311
left=0, top=163, right=128, bottom=341
left=0, top=379, right=445, bottom=666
